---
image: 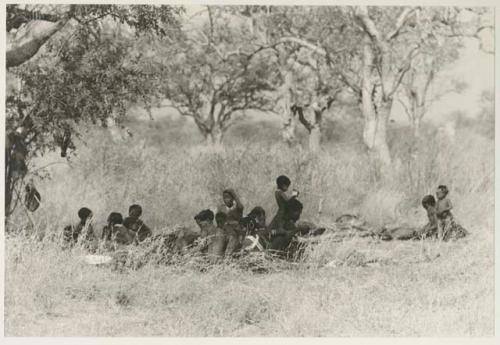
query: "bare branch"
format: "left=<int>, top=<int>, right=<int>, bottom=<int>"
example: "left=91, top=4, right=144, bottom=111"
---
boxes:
left=279, top=36, right=327, bottom=56
left=339, top=71, right=361, bottom=96
left=396, top=96, right=413, bottom=122
left=385, top=7, right=419, bottom=41
left=387, top=44, right=421, bottom=98
left=294, top=105, right=313, bottom=133
left=354, top=6, right=383, bottom=47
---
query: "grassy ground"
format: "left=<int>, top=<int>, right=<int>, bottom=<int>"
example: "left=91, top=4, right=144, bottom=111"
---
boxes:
left=4, top=111, right=495, bottom=336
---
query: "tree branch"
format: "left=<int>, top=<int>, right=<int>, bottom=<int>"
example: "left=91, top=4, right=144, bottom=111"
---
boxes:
left=7, top=18, right=69, bottom=68
left=387, top=44, right=421, bottom=98
left=385, top=7, right=418, bottom=41
left=354, top=6, right=383, bottom=47
left=294, top=105, right=313, bottom=133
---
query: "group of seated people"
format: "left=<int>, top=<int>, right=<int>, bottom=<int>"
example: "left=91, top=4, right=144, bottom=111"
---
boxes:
left=63, top=175, right=319, bottom=259
left=63, top=204, right=152, bottom=252
left=63, top=178, right=468, bottom=261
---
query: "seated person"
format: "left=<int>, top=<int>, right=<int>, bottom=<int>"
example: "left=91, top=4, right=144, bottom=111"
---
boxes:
left=124, top=204, right=152, bottom=242
left=418, top=194, right=439, bottom=239
left=211, top=212, right=228, bottom=259
left=240, top=206, right=269, bottom=251
left=193, top=209, right=217, bottom=254
left=102, top=212, right=136, bottom=249
left=63, top=207, right=96, bottom=251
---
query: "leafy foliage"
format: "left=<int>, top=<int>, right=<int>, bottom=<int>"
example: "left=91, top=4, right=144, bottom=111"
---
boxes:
left=5, top=4, right=183, bottom=216
left=140, top=6, right=280, bottom=142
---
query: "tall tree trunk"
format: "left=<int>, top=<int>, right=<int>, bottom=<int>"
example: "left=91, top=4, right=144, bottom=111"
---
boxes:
left=309, top=126, right=321, bottom=153
left=412, top=105, right=425, bottom=138
left=309, top=110, right=322, bottom=153
left=204, top=128, right=224, bottom=147
left=296, top=105, right=323, bottom=153
left=280, top=70, right=297, bottom=146
left=361, top=36, right=392, bottom=166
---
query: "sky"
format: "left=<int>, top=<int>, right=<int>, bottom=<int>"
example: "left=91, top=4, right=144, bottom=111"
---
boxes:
left=392, top=38, right=494, bottom=125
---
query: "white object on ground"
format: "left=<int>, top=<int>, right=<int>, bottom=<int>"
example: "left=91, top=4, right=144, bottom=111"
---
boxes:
left=82, top=254, right=113, bottom=265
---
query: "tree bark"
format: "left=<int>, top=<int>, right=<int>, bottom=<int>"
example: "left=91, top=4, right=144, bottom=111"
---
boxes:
left=296, top=105, right=323, bottom=153
left=7, top=19, right=68, bottom=68
left=204, top=128, right=224, bottom=147
left=309, top=124, right=321, bottom=153
left=279, top=70, right=297, bottom=146
left=360, top=36, right=392, bottom=166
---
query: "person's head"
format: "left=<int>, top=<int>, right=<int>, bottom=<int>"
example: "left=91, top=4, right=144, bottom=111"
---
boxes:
left=129, top=204, right=142, bottom=218
left=107, top=212, right=123, bottom=226
left=123, top=216, right=139, bottom=231
left=78, top=207, right=93, bottom=222
left=222, top=189, right=236, bottom=207
left=421, top=195, right=436, bottom=209
left=436, top=185, right=449, bottom=200
left=285, top=198, right=303, bottom=222
left=248, top=206, right=266, bottom=228
left=215, top=212, right=227, bottom=228
left=194, top=209, right=214, bottom=227
left=276, top=175, right=291, bottom=192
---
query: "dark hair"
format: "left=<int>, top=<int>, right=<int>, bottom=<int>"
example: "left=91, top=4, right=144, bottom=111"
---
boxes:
left=78, top=207, right=92, bottom=221
left=194, top=209, right=214, bottom=223
left=276, top=175, right=291, bottom=189
left=107, top=212, right=123, bottom=225
left=240, top=216, right=257, bottom=232
left=437, top=185, right=449, bottom=195
left=129, top=204, right=142, bottom=218
left=248, top=206, right=265, bottom=218
left=422, top=195, right=436, bottom=208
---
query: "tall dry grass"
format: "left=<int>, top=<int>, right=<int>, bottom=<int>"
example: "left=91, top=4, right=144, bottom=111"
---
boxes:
left=4, top=114, right=494, bottom=336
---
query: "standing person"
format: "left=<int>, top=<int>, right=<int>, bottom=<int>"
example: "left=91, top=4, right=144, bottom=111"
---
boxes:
left=268, top=175, right=299, bottom=234
left=269, top=198, right=304, bottom=253
left=218, top=189, right=244, bottom=256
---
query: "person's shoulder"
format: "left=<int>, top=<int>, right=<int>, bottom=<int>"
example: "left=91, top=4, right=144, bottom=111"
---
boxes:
left=275, top=190, right=286, bottom=197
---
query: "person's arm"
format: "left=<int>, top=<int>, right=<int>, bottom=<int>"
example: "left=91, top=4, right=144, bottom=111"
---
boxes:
left=278, top=190, right=297, bottom=202
left=444, top=199, right=453, bottom=212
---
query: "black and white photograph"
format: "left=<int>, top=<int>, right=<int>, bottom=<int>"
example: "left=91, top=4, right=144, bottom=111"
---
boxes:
left=2, top=0, right=496, bottom=338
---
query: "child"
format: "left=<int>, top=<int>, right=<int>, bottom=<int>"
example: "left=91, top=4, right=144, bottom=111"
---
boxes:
left=102, top=212, right=136, bottom=249
left=63, top=207, right=96, bottom=251
left=124, top=204, right=152, bottom=243
left=210, top=212, right=228, bottom=260
left=268, top=175, right=299, bottom=234
left=193, top=209, right=217, bottom=255
left=435, top=185, right=468, bottom=241
left=419, top=195, right=438, bottom=239
left=240, top=206, right=268, bottom=252
left=270, top=198, right=303, bottom=252
left=219, top=189, right=244, bottom=256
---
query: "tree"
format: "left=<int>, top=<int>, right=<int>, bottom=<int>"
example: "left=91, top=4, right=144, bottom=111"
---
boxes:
left=5, top=4, right=183, bottom=218
left=397, top=31, right=465, bottom=136
left=145, top=6, right=279, bottom=145
left=236, top=6, right=346, bottom=150
left=274, top=7, right=479, bottom=166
